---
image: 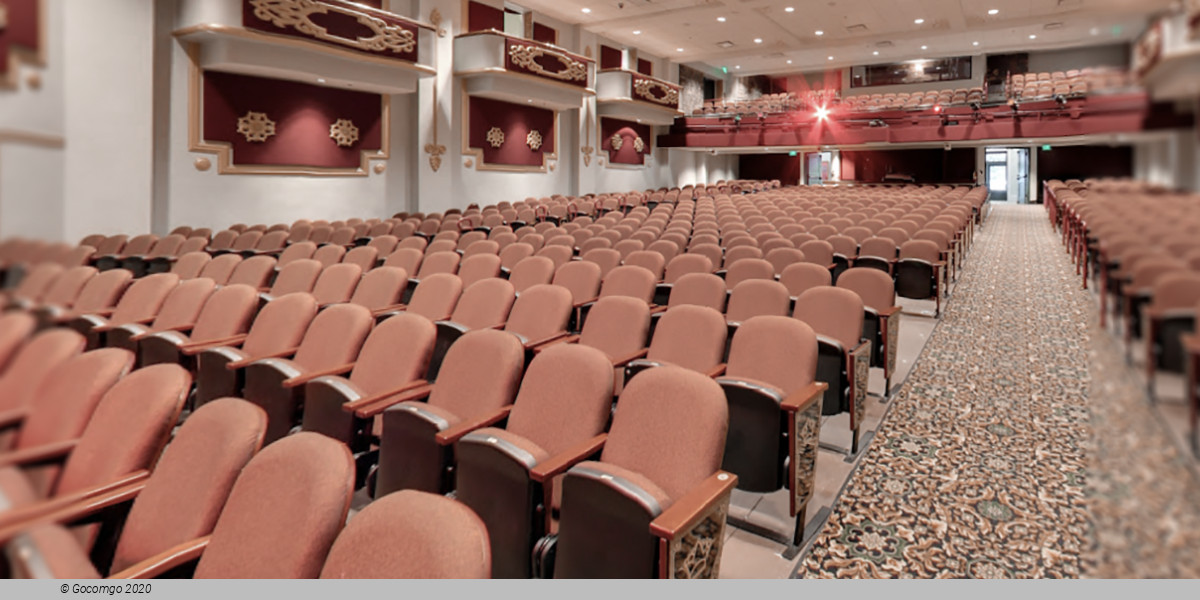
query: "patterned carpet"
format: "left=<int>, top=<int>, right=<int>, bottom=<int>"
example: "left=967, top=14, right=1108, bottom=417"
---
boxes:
left=798, top=204, right=1097, bottom=578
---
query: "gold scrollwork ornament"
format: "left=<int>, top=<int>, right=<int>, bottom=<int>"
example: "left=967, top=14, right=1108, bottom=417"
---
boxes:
left=486, top=127, right=505, bottom=148
left=425, top=142, right=446, bottom=172
left=329, top=118, right=360, bottom=147
left=633, top=136, right=645, bottom=153
left=581, top=146, right=594, bottom=166
left=508, top=44, right=587, bottom=82
left=610, top=133, right=624, bottom=151
left=250, top=0, right=417, bottom=54
left=237, top=111, right=277, bottom=143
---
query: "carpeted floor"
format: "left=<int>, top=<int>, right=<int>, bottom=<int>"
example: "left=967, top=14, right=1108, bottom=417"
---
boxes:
left=798, top=204, right=1098, bottom=578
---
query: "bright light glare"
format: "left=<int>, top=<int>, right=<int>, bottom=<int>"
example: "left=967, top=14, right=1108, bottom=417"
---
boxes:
left=815, top=106, right=830, bottom=120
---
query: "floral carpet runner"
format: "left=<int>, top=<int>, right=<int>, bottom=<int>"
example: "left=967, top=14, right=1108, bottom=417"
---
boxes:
left=797, top=203, right=1200, bottom=578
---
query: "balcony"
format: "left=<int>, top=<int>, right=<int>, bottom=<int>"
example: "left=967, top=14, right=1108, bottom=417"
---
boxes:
left=595, top=69, right=682, bottom=125
left=454, top=30, right=595, bottom=111
left=174, top=0, right=436, bottom=95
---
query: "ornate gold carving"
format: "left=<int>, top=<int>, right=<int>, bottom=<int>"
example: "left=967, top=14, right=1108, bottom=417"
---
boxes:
left=526, top=129, right=543, bottom=151
left=610, top=133, right=623, bottom=151
left=236, top=111, right=277, bottom=143
left=666, top=489, right=729, bottom=578
left=791, top=399, right=822, bottom=517
left=425, top=143, right=446, bottom=171
left=486, top=127, right=505, bottom=148
left=194, top=157, right=212, bottom=171
left=634, top=77, right=679, bottom=106
left=508, top=44, right=587, bottom=82
left=249, top=0, right=417, bottom=55
left=429, top=8, right=446, bottom=38
left=633, top=136, right=645, bottom=153
left=329, top=118, right=360, bottom=147
left=581, top=146, right=593, bottom=167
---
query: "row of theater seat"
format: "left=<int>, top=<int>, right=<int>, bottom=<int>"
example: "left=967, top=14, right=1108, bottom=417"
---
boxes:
left=0, top=180, right=986, bottom=577
left=1009, top=67, right=1135, bottom=101
left=842, top=87, right=986, bottom=112
left=1049, top=178, right=1200, bottom=455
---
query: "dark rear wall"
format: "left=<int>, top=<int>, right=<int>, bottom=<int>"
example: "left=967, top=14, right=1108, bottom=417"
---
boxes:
left=840, top=148, right=977, bottom=184
left=738, top=154, right=801, bottom=187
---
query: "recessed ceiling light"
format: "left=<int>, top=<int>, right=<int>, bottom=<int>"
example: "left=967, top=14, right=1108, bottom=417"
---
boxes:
left=787, top=60, right=793, bottom=64
left=828, top=56, right=834, bottom=60
left=754, top=38, right=763, bottom=43
left=914, top=18, right=925, bottom=24
left=1090, top=27, right=1100, bottom=36
left=317, top=78, right=326, bottom=83
left=815, top=30, right=824, bottom=36
left=1029, top=34, right=1037, bottom=39
left=988, top=9, right=999, bottom=15
left=921, top=45, right=928, bottom=50
left=973, top=41, right=979, bottom=46
left=527, top=99, right=533, bottom=103
left=735, top=65, right=741, bottom=69
left=717, top=16, right=726, bottom=22
left=785, top=6, right=795, bottom=12
left=633, top=30, right=642, bottom=35
left=581, top=7, right=591, bottom=13
left=677, top=48, right=685, bottom=52
left=873, top=51, right=879, bottom=55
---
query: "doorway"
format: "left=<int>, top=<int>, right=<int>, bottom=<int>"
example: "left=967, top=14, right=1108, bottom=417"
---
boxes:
left=806, top=151, right=835, bottom=185
left=985, top=147, right=1030, bottom=203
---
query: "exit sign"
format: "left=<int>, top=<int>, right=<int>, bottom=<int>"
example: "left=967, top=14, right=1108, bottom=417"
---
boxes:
left=1042, top=145, right=1052, bottom=151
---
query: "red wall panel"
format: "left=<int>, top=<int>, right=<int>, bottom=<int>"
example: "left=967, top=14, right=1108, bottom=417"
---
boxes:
left=637, top=58, right=653, bottom=76
left=533, top=23, right=557, bottom=44
left=601, top=118, right=651, bottom=165
left=600, top=45, right=623, bottom=70
left=468, top=97, right=556, bottom=167
left=0, top=0, right=41, bottom=75
left=202, top=71, right=383, bottom=169
left=468, top=1, right=505, bottom=32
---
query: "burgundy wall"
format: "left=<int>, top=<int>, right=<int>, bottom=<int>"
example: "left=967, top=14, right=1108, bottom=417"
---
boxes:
left=739, top=154, right=801, bottom=186
left=533, top=23, right=557, bottom=44
left=601, top=118, right=651, bottom=166
left=637, top=58, right=653, bottom=76
left=242, top=0, right=418, bottom=62
left=600, top=45, right=622, bottom=70
left=202, top=71, right=383, bottom=169
left=468, top=97, right=556, bottom=167
left=1037, top=145, right=1133, bottom=183
left=839, top=149, right=976, bottom=184
left=0, top=0, right=40, bottom=75
left=468, top=1, right=504, bottom=32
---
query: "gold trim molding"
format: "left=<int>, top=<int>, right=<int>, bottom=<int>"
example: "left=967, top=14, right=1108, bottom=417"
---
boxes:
left=249, top=0, right=416, bottom=55
left=633, top=77, right=680, bottom=106
left=509, top=44, right=587, bottom=83
left=0, top=129, right=64, bottom=148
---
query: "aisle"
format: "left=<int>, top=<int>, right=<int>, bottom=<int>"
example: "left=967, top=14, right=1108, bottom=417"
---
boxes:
left=797, top=204, right=1095, bottom=578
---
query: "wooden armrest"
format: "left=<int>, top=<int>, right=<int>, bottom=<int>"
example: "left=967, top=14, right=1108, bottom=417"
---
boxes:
left=780, top=382, right=828, bottom=413
left=226, top=347, right=297, bottom=370
left=649, top=471, right=738, bottom=540
left=94, top=316, right=154, bottom=333
left=0, top=409, right=26, bottom=431
left=370, top=303, right=407, bottom=316
left=522, top=331, right=570, bottom=349
left=347, top=380, right=434, bottom=418
left=179, top=334, right=248, bottom=355
left=574, top=297, right=598, bottom=308
left=532, top=333, right=579, bottom=353
left=530, top=434, right=607, bottom=483
left=932, top=261, right=946, bottom=268
left=132, top=322, right=196, bottom=341
left=649, top=305, right=669, bottom=315
left=0, top=470, right=149, bottom=531
left=877, top=305, right=902, bottom=318
left=434, top=406, right=512, bottom=446
left=0, top=477, right=148, bottom=545
left=611, top=348, right=649, bottom=368
left=705, top=363, right=726, bottom=378
left=0, top=439, right=77, bottom=469
left=108, top=536, right=211, bottom=579
left=282, top=362, right=356, bottom=389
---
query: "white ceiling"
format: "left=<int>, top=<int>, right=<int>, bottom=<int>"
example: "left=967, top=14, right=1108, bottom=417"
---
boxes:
left=514, top=0, right=1174, bottom=76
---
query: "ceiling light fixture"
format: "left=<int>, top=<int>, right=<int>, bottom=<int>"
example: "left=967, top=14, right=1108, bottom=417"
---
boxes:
left=828, top=56, right=834, bottom=60
left=1029, top=34, right=1037, bottom=39
left=973, top=41, right=979, bottom=46
left=581, top=7, right=591, bottom=13
left=317, top=78, right=326, bottom=83
left=815, top=30, right=824, bottom=36
left=676, top=47, right=684, bottom=52
left=921, top=45, right=928, bottom=50
left=785, top=6, right=795, bottom=12
left=988, top=9, right=999, bottom=15
left=873, top=51, right=879, bottom=55
left=717, top=16, right=726, bottom=22
left=735, top=65, right=741, bottom=69
left=787, top=60, right=793, bottom=64
left=633, top=30, right=642, bottom=35
left=754, top=38, right=763, bottom=43
left=815, top=106, right=830, bottom=120
left=914, top=18, right=925, bottom=24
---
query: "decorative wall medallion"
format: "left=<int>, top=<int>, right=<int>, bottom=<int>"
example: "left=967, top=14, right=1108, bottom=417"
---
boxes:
left=581, top=146, right=594, bottom=167
left=610, top=133, right=624, bottom=151
left=249, top=0, right=417, bottom=55
left=429, top=8, right=446, bottom=38
left=236, top=111, right=277, bottom=142
left=633, top=136, right=645, bottom=152
left=425, top=142, right=446, bottom=172
left=526, top=129, right=543, bottom=151
left=194, top=157, right=212, bottom=171
left=373, top=163, right=386, bottom=174
left=329, top=118, right=360, bottom=147
left=26, top=72, right=42, bottom=90
left=508, top=44, right=588, bottom=82
left=486, top=127, right=505, bottom=148
left=464, top=158, right=474, bottom=168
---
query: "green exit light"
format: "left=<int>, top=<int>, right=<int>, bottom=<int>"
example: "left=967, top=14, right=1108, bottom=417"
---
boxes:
left=721, top=66, right=729, bottom=74
left=1111, top=25, right=1123, bottom=37
left=789, top=151, right=798, bottom=156
left=1042, top=145, right=1052, bottom=151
